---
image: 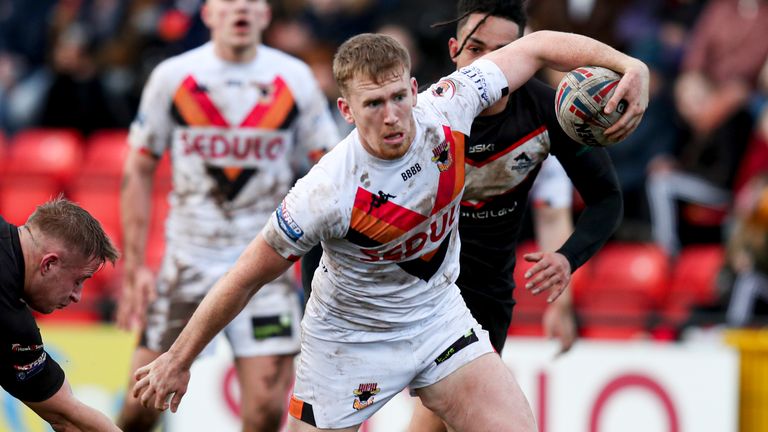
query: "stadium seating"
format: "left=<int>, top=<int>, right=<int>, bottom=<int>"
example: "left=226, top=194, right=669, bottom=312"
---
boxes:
left=509, top=241, right=548, bottom=336
left=661, top=244, right=725, bottom=328
left=0, top=177, right=63, bottom=226
left=81, top=129, right=130, bottom=180
left=4, top=128, right=84, bottom=187
left=574, top=242, right=671, bottom=339
left=508, top=241, right=593, bottom=336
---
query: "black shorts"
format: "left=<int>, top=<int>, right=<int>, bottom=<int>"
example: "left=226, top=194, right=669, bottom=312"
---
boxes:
left=457, top=284, right=515, bottom=353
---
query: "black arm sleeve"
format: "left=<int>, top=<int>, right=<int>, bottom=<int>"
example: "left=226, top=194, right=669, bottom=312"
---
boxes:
left=528, top=78, right=623, bottom=272
left=0, top=314, right=66, bottom=402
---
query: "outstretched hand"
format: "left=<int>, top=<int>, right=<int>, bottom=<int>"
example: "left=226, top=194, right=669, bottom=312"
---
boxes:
left=604, top=59, right=650, bottom=142
left=132, top=352, right=190, bottom=413
left=522, top=251, right=572, bottom=303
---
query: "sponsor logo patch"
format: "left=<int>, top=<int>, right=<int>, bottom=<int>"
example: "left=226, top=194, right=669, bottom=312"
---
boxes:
left=459, top=65, right=490, bottom=105
left=251, top=314, right=292, bottom=340
left=14, top=352, right=47, bottom=381
left=352, top=383, right=381, bottom=410
left=11, top=343, right=44, bottom=353
left=275, top=201, right=304, bottom=241
left=434, top=329, right=479, bottom=365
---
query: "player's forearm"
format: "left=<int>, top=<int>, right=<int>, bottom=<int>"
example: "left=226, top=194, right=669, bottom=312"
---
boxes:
left=531, top=31, right=644, bottom=76
left=28, top=383, right=119, bottom=432
left=167, top=235, right=294, bottom=368
left=121, top=151, right=156, bottom=270
left=58, top=404, right=119, bottom=432
left=488, top=30, right=646, bottom=94
left=534, top=207, right=573, bottom=253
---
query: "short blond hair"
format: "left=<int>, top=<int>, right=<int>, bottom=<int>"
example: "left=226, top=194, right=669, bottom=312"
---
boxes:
left=333, top=33, right=411, bottom=96
left=26, top=196, right=119, bottom=266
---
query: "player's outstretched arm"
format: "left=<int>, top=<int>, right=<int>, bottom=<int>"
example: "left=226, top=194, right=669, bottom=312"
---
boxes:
left=117, top=147, right=159, bottom=331
left=25, top=380, right=120, bottom=431
left=484, top=30, right=649, bottom=141
left=132, top=234, right=293, bottom=413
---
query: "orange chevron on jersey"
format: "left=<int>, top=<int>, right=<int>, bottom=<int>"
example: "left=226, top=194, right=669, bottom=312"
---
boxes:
left=173, top=75, right=228, bottom=127
left=431, top=127, right=465, bottom=216
left=240, top=76, right=297, bottom=129
left=222, top=166, right=242, bottom=181
left=349, top=187, right=428, bottom=244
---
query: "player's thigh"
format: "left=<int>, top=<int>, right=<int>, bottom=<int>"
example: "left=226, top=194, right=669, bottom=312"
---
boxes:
left=407, top=397, right=447, bottom=432
left=285, top=415, right=359, bottom=432
left=415, top=353, right=536, bottom=432
left=234, top=353, right=295, bottom=401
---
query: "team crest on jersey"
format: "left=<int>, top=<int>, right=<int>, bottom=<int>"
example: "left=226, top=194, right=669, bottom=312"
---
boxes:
left=430, top=79, right=457, bottom=99
left=431, top=139, right=453, bottom=172
left=251, top=82, right=276, bottom=104
left=352, top=383, right=380, bottom=410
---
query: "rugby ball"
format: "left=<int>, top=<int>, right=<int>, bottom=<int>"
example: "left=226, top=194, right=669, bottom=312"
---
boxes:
left=555, top=66, right=628, bottom=147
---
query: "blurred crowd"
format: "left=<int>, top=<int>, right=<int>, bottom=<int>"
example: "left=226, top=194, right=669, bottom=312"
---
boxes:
left=2, top=0, right=768, bottom=328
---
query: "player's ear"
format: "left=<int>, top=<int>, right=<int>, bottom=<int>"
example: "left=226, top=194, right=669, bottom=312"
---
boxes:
left=337, top=97, right=355, bottom=124
left=201, top=3, right=212, bottom=27
left=448, top=38, right=460, bottom=64
left=257, top=0, right=272, bottom=29
left=40, top=253, right=60, bottom=275
left=410, top=77, right=418, bottom=106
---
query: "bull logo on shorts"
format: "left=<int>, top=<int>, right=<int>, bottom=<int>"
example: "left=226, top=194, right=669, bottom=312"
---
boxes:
left=352, top=383, right=380, bottom=410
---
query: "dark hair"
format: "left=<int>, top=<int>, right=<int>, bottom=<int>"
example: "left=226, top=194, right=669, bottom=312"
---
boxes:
left=333, top=33, right=411, bottom=96
left=26, top=195, right=119, bottom=266
left=434, top=0, right=527, bottom=58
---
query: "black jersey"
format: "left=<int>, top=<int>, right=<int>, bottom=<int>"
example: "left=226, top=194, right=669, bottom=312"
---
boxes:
left=459, top=78, right=622, bottom=296
left=0, top=217, right=65, bottom=402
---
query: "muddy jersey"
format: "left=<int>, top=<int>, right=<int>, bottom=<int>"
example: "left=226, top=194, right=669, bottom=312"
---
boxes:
left=129, top=42, right=339, bottom=248
left=460, top=78, right=622, bottom=294
left=262, top=60, right=508, bottom=340
left=0, top=218, right=64, bottom=402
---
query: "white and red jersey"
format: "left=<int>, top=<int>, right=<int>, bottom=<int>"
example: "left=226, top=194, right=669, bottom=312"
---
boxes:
left=262, top=60, right=508, bottom=340
left=129, top=42, right=339, bottom=249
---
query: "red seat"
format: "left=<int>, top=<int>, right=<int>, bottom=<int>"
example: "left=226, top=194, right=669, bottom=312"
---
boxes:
left=0, top=178, right=64, bottom=225
left=575, top=242, right=671, bottom=339
left=5, top=129, right=84, bottom=186
left=509, top=241, right=548, bottom=336
left=81, top=129, right=129, bottom=180
left=508, top=241, right=593, bottom=336
left=661, top=244, right=725, bottom=327
left=0, top=131, right=7, bottom=175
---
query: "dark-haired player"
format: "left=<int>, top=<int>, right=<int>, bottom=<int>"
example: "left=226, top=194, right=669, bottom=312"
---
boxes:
left=408, top=1, right=629, bottom=430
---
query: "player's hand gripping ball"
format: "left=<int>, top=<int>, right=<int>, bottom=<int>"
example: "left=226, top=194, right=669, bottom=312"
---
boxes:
left=555, top=66, right=629, bottom=147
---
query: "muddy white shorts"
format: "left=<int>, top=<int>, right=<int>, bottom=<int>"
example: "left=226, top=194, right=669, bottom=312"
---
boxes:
left=288, top=301, right=494, bottom=428
left=142, top=242, right=302, bottom=357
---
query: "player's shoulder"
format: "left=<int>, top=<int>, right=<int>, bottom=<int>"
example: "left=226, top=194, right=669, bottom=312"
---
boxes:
left=257, top=45, right=314, bottom=80
left=148, top=43, right=214, bottom=82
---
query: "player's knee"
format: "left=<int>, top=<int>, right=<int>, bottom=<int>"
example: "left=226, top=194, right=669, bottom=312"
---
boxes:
left=241, top=406, right=282, bottom=432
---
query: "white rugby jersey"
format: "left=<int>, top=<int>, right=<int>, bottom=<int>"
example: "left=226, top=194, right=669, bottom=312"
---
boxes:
left=129, top=42, right=339, bottom=248
left=530, top=156, right=573, bottom=209
left=262, top=60, right=508, bottom=339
